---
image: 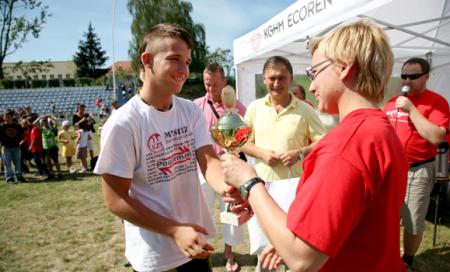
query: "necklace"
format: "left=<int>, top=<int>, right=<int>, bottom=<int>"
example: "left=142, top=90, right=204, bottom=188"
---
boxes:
left=138, top=94, right=173, bottom=112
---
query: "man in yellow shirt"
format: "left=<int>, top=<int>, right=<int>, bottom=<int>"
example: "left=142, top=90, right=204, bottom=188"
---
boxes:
left=241, top=56, right=326, bottom=268
left=242, top=56, right=326, bottom=182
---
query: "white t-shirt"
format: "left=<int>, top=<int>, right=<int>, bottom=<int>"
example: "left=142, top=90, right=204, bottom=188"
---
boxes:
left=76, top=129, right=89, bottom=148
left=94, top=95, right=217, bottom=272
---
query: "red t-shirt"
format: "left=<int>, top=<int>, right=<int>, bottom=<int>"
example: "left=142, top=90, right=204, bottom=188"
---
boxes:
left=30, top=126, right=43, bottom=153
left=22, top=128, right=31, bottom=146
left=287, top=109, right=407, bottom=272
left=383, top=89, right=449, bottom=164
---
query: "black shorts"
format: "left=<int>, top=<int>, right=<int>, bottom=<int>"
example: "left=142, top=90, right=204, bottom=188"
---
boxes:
left=43, top=146, right=59, bottom=162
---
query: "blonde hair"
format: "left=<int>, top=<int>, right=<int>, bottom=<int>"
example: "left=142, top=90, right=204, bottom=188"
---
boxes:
left=309, top=19, right=393, bottom=103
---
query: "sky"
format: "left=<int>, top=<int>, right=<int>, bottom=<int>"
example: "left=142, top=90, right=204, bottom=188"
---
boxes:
left=6, top=0, right=297, bottom=67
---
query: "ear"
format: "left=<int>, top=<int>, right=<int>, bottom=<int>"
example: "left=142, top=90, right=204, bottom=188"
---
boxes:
left=339, top=62, right=357, bottom=81
left=140, top=52, right=153, bottom=68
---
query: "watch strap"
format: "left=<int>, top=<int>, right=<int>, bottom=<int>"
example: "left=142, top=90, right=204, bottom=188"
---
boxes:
left=241, top=177, right=265, bottom=200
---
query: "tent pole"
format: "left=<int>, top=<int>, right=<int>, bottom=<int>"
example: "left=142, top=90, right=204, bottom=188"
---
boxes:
left=359, top=15, right=450, bottom=48
left=393, top=15, right=450, bottom=28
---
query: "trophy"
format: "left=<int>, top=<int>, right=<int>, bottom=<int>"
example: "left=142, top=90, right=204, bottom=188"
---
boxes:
left=210, top=85, right=253, bottom=226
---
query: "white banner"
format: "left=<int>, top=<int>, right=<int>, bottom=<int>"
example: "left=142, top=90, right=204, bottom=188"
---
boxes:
left=233, top=0, right=392, bottom=65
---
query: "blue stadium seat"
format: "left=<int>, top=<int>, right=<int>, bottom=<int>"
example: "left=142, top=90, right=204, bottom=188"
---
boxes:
left=0, top=86, right=114, bottom=115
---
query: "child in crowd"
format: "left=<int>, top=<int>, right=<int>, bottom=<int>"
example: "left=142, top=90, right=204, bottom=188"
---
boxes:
left=76, top=120, right=90, bottom=173
left=40, top=116, right=62, bottom=178
left=58, top=120, right=76, bottom=173
left=19, top=119, right=33, bottom=173
left=29, top=115, right=49, bottom=178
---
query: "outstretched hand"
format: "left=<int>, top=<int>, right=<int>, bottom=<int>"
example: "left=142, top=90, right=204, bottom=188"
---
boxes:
left=172, top=224, right=214, bottom=259
left=259, top=244, right=284, bottom=270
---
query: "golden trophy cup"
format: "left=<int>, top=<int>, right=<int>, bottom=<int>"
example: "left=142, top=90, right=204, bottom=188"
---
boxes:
left=210, top=86, right=253, bottom=226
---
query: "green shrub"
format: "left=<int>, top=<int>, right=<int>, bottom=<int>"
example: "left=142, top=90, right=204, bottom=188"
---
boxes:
left=180, top=83, right=204, bottom=100
left=14, top=80, right=26, bottom=89
left=0, top=79, right=14, bottom=89
left=79, top=77, right=93, bottom=86
left=32, top=79, right=47, bottom=88
left=48, top=79, right=60, bottom=87
left=63, top=79, right=75, bottom=87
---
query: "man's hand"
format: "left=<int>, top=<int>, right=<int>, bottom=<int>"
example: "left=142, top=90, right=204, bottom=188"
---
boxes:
left=260, top=244, right=284, bottom=270
left=396, top=96, right=415, bottom=112
left=171, top=224, right=214, bottom=259
left=261, top=150, right=281, bottom=166
left=279, top=149, right=299, bottom=167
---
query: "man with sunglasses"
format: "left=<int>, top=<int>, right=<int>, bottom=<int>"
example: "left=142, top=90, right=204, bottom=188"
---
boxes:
left=383, top=57, right=449, bottom=271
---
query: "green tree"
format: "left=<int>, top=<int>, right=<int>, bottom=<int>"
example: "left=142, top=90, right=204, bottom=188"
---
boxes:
left=73, top=22, right=108, bottom=78
left=127, top=0, right=207, bottom=73
left=206, top=47, right=233, bottom=77
left=0, top=0, right=51, bottom=79
left=12, top=60, right=53, bottom=88
left=12, top=60, right=53, bottom=79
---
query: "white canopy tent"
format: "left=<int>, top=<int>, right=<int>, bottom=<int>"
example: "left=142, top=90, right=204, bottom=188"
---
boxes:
left=233, top=0, right=450, bottom=107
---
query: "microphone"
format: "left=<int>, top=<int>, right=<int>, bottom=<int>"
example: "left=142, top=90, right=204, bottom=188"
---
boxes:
left=401, top=85, right=410, bottom=97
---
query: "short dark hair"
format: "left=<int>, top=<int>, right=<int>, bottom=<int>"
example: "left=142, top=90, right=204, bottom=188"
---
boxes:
left=402, top=57, right=430, bottom=73
left=263, top=56, right=293, bottom=76
left=4, top=109, right=14, bottom=116
left=204, top=63, right=225, bottom=78
left=26, top=113, right=38, bottom=122
left=139, top=23, right=193, bottom=69
left=294, top=84, right=306, bottom=96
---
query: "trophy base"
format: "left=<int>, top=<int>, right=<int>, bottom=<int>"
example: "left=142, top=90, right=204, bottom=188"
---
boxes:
left=220, top=209, right=252, bottom=226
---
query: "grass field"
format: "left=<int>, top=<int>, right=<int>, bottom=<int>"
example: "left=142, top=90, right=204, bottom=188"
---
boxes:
left=0, top=171, right=449, bottom=272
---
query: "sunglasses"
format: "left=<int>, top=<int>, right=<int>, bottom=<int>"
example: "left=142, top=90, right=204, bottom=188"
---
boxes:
left=306, top=59, right=333, bottom=81
left=400, top=73, right=427, bottom=80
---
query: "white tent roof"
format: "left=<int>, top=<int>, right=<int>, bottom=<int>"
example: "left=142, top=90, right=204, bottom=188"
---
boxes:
left=233, top=0, right=450, bottom=106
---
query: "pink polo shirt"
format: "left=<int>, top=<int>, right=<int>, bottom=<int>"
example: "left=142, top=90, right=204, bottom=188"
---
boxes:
left=194, top=94, right=246, bottom=155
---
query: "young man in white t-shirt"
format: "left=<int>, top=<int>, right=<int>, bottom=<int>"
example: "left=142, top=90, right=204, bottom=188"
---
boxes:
left=94, top=23, right=243, bottom=272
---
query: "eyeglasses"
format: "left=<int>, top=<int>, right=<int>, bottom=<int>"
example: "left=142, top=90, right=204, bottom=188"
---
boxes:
left=306, top=59, right=333, bottom=81
left=400, top=73, right=427, bottom=80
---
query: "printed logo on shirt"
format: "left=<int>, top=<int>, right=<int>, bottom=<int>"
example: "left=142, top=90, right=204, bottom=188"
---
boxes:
left=5, top=127, right=18, bottom=138
left=145, top=126, right=197, bottom=184
left=385, top=109, right=409, bottom=123
left=157, top=146, right=191, bottom=175
left=147, top=133, right=164, bottom=152
left=164, top=126, right=188, bottom=138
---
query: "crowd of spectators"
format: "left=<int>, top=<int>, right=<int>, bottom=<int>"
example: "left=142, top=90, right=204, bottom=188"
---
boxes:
left=0, top=102, right=116, bottom=183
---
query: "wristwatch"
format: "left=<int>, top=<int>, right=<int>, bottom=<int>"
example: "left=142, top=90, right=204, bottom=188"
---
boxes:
left=239, top=177, right=265, bottom=201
